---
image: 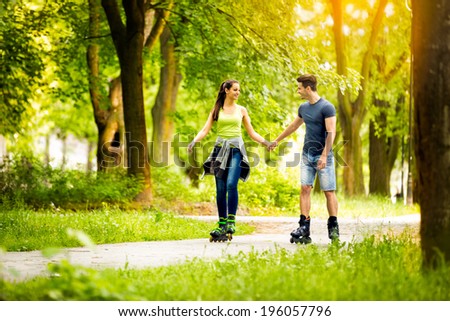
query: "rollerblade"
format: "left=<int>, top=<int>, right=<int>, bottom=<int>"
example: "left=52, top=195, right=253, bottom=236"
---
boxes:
left=290, top=214, right=312, bottom=244
left=327, top=216, right=340, bottom=243
left=209, top=217, right=228, bottom=242
left=226, top=214, right=236, bottom=241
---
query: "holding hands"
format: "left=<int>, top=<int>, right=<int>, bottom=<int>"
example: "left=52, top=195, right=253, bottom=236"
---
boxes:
left=267, top=141, right=278, bottom=151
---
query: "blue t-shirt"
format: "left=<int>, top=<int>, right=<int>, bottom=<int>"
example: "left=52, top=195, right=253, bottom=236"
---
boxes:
left=298, top=98, right=336, bottom=156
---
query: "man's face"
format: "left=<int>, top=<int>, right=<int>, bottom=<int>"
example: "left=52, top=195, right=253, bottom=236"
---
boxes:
left=297, top=82, right=308, bottom=99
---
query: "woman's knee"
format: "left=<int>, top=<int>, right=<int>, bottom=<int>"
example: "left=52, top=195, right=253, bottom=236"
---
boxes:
left=226, top=183, right=238, bottom=192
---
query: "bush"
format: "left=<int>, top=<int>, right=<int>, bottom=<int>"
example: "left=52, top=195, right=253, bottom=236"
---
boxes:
left=0, top=156, right=141, bottom=209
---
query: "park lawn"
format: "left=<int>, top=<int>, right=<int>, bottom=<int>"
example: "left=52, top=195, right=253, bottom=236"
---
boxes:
left=0, top=207, right=255, bottom=252
left=1, top=233, right=449, bottom=301
left=0, top=193, right=419, bottom=251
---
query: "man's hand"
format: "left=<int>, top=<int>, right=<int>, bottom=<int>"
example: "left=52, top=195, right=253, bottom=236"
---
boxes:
left=317, top=154, right=327, bottom=170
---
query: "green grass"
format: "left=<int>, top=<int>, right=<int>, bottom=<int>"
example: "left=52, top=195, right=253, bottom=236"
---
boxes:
left=157, top=192, right=420, bottom=219
left=2, top=233, right=448, bottom=300
left=304, top=193, right=420, bottom=219
left=152, top=165, right=420, bottom=219
left=0, top=207, right=255, bottom=251
left=0, top=192, right=419, bottom=252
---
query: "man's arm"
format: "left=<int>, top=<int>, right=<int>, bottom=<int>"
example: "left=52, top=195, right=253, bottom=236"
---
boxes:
left=317, top=116, right=336, bottom=169
left=274, top=116, right=304, bottom=145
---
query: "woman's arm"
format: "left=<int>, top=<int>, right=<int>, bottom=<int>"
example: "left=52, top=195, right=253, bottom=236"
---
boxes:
left=188, top=111, right=214, bottom=153
left=242, top=107, right=270, bottom=146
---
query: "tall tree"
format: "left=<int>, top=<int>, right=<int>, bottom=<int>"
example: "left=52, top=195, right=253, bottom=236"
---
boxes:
left=369, top=41, right=409, bottom=196
left=330, top=0, right=389, bottom=195
left=151, top=25, right=181, bottom=165
left=412, top=0, right=450, bottom=267
left=89, top=0, right=171, bottom=172
left=87, top=0, right=125, bottom=171
left=102, top=0, right=151, bottom=202
left=368, top=97, right=402, bottom=195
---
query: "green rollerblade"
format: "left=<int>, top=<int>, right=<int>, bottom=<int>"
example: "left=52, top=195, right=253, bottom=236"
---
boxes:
left=226, top=214, right=236, bottom=241
left=209, top=217, right=228, bottom=242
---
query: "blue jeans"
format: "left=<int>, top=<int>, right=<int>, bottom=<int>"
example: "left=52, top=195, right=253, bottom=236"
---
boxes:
left=301, top=152, right=336, bottom=191
left=215, top=148, right=242, bottom=219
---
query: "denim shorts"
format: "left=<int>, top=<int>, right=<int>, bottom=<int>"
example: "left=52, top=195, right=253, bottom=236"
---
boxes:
left=301, top=152, right=336, bottom=191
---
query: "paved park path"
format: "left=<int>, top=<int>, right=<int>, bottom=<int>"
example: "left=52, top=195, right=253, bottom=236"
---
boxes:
left=0, top=214, right=420, bottom=282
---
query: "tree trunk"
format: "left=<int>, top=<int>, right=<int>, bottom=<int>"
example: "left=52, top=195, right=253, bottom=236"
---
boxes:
left=97, top=78, right=125, bottom=170
left=412, top=0, right=450, bottom=267
left=369, top=120, right=389, bottom=195
left=151, top=25, right=182, bottom=166
left=369, top=99, right=401, bottom=196
left=44, top=134, right=50, bottom=166
left=60, top=134, right=67, bottom=170
left=87, top=140, right=95, bottom=172
left=341, top=118, right=365, bottom=195
left=87, top=0, right=124, bottom=172
left=102, top=0, right=152, bottom=203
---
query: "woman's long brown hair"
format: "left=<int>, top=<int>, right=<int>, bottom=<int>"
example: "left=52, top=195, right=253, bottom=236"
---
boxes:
left=212, top=79, right=239, bottom=121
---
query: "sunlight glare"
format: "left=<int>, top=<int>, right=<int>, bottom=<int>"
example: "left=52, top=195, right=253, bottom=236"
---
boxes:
left=385, top=3, right=394, bottom=17
left=313, top=2, right=325, bottom=14
left=343, top=25, right=351, bottom=36
left=294, top=4, right=315, bottom=22
left=325, top=15, right=334, bottom=26
left=346, top=4, right=354, bottom=14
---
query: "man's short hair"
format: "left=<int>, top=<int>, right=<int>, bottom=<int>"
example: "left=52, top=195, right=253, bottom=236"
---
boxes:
left=297, top=74, right=317, bottom=91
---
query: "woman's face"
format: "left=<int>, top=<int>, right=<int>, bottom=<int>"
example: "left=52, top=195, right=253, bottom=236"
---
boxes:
left=225, top=83, right=240, bottom=101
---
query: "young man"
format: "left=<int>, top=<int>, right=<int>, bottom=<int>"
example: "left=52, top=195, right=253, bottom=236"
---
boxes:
left=269, top=74, right=339, bottom=243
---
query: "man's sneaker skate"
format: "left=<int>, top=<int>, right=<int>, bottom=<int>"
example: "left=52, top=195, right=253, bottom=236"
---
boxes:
left=226, top=214, right=236, bottom=241
left=290, top=214, right=312, bottom=244
left=327, top=216, right=340, bottom=243
left=209, top=217, right=228, bottom=242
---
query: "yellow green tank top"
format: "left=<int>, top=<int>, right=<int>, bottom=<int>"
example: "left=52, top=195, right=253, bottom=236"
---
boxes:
left=217, top=106, right=243, bottom=139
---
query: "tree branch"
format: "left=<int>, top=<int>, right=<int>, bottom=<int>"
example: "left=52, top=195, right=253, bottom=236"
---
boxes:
left=101, top=0, right=125, bottom=46
left=356, top=0, right=388, bottom=115
left=145, top=0, right=173, bottom=50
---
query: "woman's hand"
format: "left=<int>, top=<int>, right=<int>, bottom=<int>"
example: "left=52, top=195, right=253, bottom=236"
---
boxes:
left=187, top=141, right=196, bottom=153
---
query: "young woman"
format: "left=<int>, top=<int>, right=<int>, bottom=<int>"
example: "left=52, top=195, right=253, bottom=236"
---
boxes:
left=188, top=79, right=270, bottom=242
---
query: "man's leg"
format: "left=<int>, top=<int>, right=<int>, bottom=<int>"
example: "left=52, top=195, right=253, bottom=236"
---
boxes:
left=291, top=153, right=316, bottom=243
left=324, top=190, right=338, bottom=217
left=300, top=185, right=312, bottom=217
left=319, top=154, right=339, bottom=241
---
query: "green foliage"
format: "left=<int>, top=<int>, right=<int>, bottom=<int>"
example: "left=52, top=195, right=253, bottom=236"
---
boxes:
left=151, top=162, right=418, bottom=218
left=0, top=207, right=254, bottom=251
left=239, top=165, right=299, bottom=211
left=0, top=155, right=141, bottom=209
left=1, top=260, right=141, bottom=300
left=171, top=0, right=330, bottom=151
left=2, top=234, right=449, bottom=300
left=1, top=0, right=46, bottom=134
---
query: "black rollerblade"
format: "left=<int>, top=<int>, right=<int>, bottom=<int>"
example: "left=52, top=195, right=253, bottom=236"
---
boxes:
left=209, top=217, right=228, bottom=242
left=327, top=216, right=339, bottom=243
left=290, top=214, right=312, bottom=244
left=226, top=214, right=236, bottom=241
